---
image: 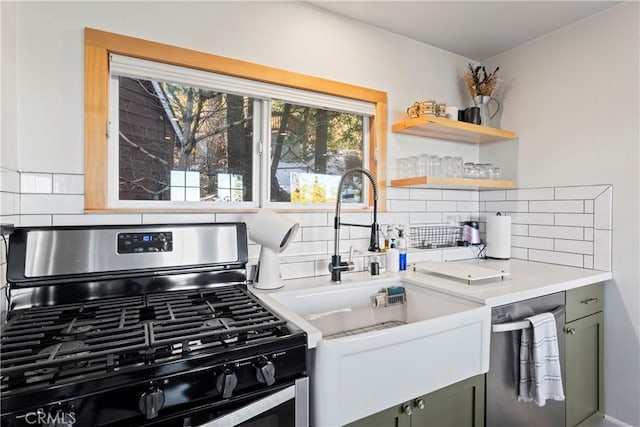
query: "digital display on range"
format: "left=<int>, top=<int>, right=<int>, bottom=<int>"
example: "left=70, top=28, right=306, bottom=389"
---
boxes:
left=117, top=232, right=173, bottom=254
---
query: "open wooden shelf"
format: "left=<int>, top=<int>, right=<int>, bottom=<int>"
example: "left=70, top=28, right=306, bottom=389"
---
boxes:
left=392, top=116, right=516, bottom=143
left=390, top=176, right=516, bottom=190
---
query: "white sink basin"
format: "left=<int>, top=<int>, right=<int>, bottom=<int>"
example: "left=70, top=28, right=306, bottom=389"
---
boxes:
left=258, top=277, right=491, bottom=427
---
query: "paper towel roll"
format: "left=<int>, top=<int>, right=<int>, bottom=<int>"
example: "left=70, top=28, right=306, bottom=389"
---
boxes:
left=486, top=214, right=511, bottom=259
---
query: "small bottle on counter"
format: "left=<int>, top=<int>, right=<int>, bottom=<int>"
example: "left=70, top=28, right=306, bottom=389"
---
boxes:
left=397, top=229, right=407, bottom=271
left=386, top=239, right=399, bottom=273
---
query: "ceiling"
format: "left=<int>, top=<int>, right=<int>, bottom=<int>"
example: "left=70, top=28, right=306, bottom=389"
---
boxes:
left=306, top=1, right=622, bottom=61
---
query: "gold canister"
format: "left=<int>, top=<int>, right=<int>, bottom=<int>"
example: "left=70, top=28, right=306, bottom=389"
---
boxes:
left=407, top=100, right=438, bottom=118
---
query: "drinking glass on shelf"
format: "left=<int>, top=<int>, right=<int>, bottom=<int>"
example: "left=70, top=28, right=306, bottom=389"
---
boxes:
left=396, top=158, right=409, bottom=179
left=428, top=156, right=442, bottom=177
left=463, top=162, right=476, bottom=179
left=418, top=154, right=430, bottom=176
left=491, top=167, right=502, bottom=180
left=478, top=163, right=492, bottom=179
left=452, top=156, right=464, bottom=178
left=408, top=156, right=419, bottom=177
left=442, top=156, right=453, bottom=177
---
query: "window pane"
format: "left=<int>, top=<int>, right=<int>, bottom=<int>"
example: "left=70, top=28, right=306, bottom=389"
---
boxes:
left=118, top=77, right=254, bottom=203
left=270, top=101, right=365, bottom=203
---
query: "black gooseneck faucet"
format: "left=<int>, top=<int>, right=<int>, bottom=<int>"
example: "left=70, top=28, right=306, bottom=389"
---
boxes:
left=329, top=168, right=380, bottom=282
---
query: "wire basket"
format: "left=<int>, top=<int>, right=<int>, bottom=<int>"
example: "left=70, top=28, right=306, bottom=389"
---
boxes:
left=409, top=225, right=462, bottom=249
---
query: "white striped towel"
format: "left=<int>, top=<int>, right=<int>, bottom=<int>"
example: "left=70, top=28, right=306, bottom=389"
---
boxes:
left=518, top=312, right=565, bottom=407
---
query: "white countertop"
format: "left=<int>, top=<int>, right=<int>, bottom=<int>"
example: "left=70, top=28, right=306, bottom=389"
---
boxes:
left=251, top=258, right=612, bottom=309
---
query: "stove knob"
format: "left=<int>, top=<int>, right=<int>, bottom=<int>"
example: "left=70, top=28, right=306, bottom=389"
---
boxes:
left=255, top=357, right=276, bottom=386
left=216, top=369, right=238, bottom=398
left=138, top=382, right=165, bottom=420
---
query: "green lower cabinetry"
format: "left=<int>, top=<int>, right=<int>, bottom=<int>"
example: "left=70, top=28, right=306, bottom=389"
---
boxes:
left=345, top=374, right=485, bottom=427
left=565, top=311, right=604, bottom=427
left=565, top=283, right=605, bottom=427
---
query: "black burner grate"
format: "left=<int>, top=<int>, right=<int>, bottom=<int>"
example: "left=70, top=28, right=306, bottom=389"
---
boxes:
left=0, top=286, right=289, bottom=391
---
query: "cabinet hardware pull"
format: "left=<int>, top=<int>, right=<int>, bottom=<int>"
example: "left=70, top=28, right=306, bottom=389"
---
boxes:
left=401, top=403, right=412, bottom=416
left=580, top=297, right=599, bottom=305
left=566, top=327, right=576, bottom=335
left=414, top=399, right=425, bottom=410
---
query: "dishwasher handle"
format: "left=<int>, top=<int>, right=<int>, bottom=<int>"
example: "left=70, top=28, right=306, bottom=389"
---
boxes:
left=491, top=305, right=565, bottom=333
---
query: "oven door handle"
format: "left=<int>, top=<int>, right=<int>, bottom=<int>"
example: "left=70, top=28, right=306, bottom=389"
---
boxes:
left=198, top=377, right=308, bottom=427
left=491, top=305, right=565, bottom=333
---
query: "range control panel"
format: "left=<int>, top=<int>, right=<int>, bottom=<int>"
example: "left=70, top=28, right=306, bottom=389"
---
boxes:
left=117, top=232, right=173, bottom=254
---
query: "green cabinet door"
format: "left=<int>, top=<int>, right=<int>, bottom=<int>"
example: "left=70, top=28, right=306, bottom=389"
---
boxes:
left=566, top=312, right=604, bottom=427
left=345, top=375, right=485, bottom=427
left=410, top=374, right=485, bottom=427
left=345, top=403, right=410, bottom=427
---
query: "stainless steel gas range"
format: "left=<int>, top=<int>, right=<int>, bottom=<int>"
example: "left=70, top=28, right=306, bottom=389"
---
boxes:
left=0, top=223, right=308, bottom=427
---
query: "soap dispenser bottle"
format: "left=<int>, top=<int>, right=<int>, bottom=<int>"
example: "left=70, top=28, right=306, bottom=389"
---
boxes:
left=397, top=229, right=407, bottom=271
left=386, top=239, right=400, bottom=273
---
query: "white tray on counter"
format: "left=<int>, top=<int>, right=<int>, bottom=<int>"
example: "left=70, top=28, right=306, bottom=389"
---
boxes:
left=414, top=261, right=509, bottom=284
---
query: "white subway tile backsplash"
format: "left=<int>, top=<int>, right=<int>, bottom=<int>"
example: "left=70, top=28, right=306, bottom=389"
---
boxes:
left=485, top=200, right=529, bottom=213
left=555, top=213, right=594, bottom=227
left=426, top=200, right=456, bottom=212
left=407, top=250, right=442, bottom=263
left=302, top=226, right=333, bottom=241
left=528, top=249, right=584, bottom=268
left=386, top=187, right=411, bottom=200
left=53, top=214, right=143, bottom=226
left=512, top=235, right=554, bottom=250
left=511, top=246, right=529, bottom=260
left=142, top=213, right=215, bottom=224
left=0, top=169, right=20, bottom=193
left=530, top=200, right=584, bottom=213
left=340, top=212, right=374, bottom=224
left=0, top=192, right=18, bottom=216
left=554, top=239, right=593, bottom=255
left=584, top=228, right=594, bottom=241
left=20, top=194, right=84, bottom=214
left=594, top=187, right=612, bottom=230
left=346, top=225, right=373, bottom=239
left=442, top=247, right=476, bottom=261
left=281, top=261, right=315, bottom=280
left=584, top=200, right=594, bottom=214
left=391, top=200, right=427, bottom=212
left=287, top=240, right=327, bottom=256
left=456, top=201, right=480, bottom=212
left=506, top=188, right=554, bottom=201
left=511, top=224, right=529, bottom=236
left=584, top=256, right=593, bottom=269
left=593, top=229, right=611, bottom=271
left=529, top=225, right=583, bottom=240
left=409, top=212, right=442, bottom=224
left=281, top=212, right=329, bottom=227
left=20, top=173, right=52, bottom=194
left=409, top=188, right=442, bottom=200
left=378, top=212, right=410, bottom=225
left=554, top=185, right=610, bottom=200
left=479, top=190, right=506, bottom=201
left=442, top=190, right=478, bottom=201
left=53, top=174, right=84, bottom=194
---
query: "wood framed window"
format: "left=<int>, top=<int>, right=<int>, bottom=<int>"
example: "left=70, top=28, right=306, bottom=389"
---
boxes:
left=84, top=28, right=387, bottom=212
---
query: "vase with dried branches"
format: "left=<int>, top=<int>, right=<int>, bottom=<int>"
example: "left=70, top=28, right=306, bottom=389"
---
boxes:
left=462, top=63, right=501, bottom=127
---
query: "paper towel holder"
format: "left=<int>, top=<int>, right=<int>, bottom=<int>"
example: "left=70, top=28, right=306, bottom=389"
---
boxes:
left=486, top=212, right=511, bottom=260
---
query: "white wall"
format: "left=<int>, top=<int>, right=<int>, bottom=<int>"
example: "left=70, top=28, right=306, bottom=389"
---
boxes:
left=483, top=3, right=640, bottom=425
left=11, top=1, right=479, bottom=177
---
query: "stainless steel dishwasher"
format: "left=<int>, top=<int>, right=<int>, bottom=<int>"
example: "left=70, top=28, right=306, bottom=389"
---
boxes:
left=486, top=292, right=566, bottom=427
